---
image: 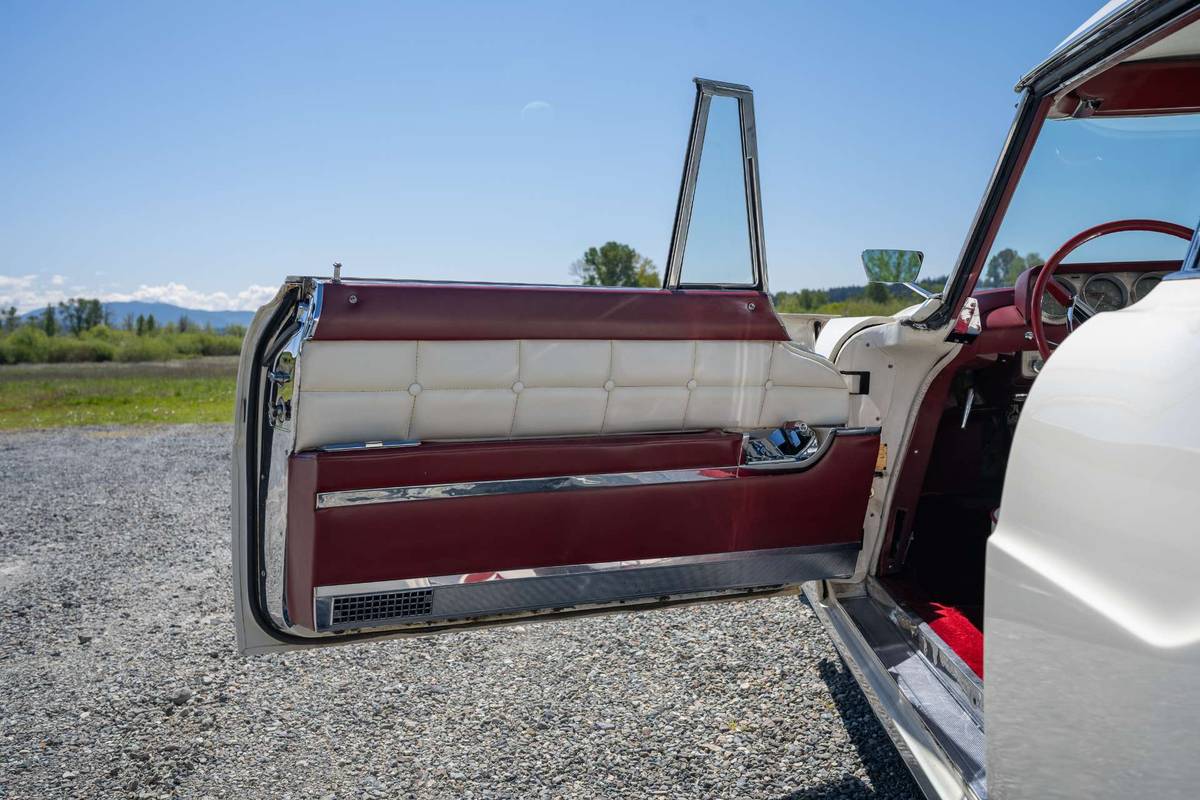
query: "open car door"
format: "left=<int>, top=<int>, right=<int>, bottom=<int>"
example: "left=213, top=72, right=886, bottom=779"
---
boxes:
left=232, top=79, right=880, bottom=653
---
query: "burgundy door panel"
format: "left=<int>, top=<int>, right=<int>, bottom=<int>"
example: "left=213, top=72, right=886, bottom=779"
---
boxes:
left=313, top=283, right=789, bottom=341
left=309, top=431, right=744, bottom=492
left=285, top=430, right=878, bottom=630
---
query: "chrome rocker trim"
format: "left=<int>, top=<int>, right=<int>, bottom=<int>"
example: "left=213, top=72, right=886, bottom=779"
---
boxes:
left=314, top=543, right=859, bottom=633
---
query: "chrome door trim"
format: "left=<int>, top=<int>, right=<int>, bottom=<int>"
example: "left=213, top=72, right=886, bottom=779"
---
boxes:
left=313, top=426, right=881, bottom=510
left=317, top=438, right=422, bottom=452
left=258, top=279, right=324, bottom=632
left=665, top=78, right=767, bottom=291
left=315, top=465, right=739, bottom=509
left=313, top=543, right=860, bottom=632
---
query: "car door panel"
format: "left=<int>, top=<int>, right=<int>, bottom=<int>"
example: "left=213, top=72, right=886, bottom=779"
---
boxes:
left=241, top=278, right=880, bottom=642
left=285, top=426, right=878, bottom=632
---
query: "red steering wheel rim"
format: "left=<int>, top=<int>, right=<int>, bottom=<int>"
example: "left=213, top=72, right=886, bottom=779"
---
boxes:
left=1029, top=218, right=1194, bottom=360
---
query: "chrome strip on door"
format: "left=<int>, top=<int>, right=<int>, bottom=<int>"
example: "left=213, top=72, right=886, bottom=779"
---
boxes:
left=313, top=425, right=880, bottom=510
left=313, top=543, right=860, bottom=632
left=315, top=466, right=739, bottom=509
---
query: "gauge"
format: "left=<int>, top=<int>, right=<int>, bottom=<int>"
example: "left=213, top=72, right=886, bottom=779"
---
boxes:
left=1132, top=273, right=1163, bottom=303
left=1040, top=277, right=1075, bottom=323
left=1082, top=274, right=1128, bottom=313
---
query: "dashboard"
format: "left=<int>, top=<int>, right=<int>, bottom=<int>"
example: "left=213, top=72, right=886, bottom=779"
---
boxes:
left=1040, top=268, right=1173, bottom=323
left=972, top=260, right=1184, bottom=378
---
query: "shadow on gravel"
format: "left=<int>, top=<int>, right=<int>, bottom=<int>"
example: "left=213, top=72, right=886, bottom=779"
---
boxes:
left=774, top=659, right=920, bottom=800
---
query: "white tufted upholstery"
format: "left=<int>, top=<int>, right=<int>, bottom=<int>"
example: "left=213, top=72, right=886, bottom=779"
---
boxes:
left=293, top=339, right=849, bottom=450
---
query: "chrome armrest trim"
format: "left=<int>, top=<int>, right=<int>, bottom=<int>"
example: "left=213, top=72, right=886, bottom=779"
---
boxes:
left=316, top=439, right=422, bottom=453
left=311, top=426, right=881, bottom=510
left=315, top=465, right=739, bottom=509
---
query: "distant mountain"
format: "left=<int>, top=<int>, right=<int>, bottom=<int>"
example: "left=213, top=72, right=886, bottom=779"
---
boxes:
left=21, top=301, right=254, bottom=330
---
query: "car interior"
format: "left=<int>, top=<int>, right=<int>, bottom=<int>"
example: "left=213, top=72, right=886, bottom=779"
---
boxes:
left=865, top=15, right=1200, bottom=682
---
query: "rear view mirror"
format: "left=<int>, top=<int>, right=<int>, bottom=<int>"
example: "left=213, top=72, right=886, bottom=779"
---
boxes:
left=861, top=249, right=933, bottom=299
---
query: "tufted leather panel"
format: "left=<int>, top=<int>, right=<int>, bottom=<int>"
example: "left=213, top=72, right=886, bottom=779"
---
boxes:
left=294, top=339, right=849, bottom=451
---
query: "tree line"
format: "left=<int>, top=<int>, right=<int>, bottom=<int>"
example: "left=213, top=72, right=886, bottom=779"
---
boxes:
left=571, top=241, right=948, bottom=316
left=3, top=299, right=230, bottom=338
left=3, top=242, right=1024, bottom=364
left=0, top=298, right=245, bottom=365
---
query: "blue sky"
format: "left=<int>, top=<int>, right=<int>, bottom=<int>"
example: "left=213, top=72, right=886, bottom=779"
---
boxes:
left=1, top=0, right=1103, bottom=311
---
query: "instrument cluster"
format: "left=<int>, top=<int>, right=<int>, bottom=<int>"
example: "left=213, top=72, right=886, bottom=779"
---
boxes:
left=1041, top=269, right=1171, bottom=323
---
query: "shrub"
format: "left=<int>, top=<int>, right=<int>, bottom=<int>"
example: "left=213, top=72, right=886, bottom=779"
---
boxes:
left=81, top=324, right=121, bottom=343
left=196, top=333, right=242, bottom=356
left=170, top=332, right=205, bottom=356
left=46, top=336, right=116, bottom=362
left=0, top=327, right=51, bottom=363
left=116, top=336, right=179, bottom=362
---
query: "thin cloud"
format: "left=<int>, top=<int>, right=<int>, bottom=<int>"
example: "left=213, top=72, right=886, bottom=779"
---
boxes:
left=520, top=100, right=553, bottom=121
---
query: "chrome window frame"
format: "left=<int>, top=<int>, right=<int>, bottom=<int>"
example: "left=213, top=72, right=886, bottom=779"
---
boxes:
left=1172, top=213, right=1200, bottom=277
left=664, top=78, right=768, bottom=292
left=928, top=0, right=1200, bottom=332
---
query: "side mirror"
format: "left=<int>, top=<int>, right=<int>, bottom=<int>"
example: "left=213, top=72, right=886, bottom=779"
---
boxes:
left=861, top=249, right=934, bottom=299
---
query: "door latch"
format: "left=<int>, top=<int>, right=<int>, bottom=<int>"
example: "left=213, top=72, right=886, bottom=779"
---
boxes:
left=267, top=353, right=296, bottom=431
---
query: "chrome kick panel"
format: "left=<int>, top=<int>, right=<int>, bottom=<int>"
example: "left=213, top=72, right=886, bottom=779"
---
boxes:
left=312, top=544, right=859, bottom=632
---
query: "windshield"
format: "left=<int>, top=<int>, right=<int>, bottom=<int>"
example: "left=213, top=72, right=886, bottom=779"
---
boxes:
left=979, top=112, right=1200, bottom=288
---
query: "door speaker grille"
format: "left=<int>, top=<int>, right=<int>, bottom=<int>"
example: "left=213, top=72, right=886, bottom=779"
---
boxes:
left=330, top=588, right=434, bottom=626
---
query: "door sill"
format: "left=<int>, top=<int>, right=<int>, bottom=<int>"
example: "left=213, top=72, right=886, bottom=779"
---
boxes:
left=808, top=580, right=987, bottom=800
left=867, top=579, right=984, bottom=720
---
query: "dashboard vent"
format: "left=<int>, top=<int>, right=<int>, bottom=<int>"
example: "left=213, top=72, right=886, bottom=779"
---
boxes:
left=330, top=588, right=434, bottom=626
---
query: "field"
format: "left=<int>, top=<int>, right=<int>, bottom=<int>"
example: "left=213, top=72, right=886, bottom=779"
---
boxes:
left=0, top=357, right=238, bottom=430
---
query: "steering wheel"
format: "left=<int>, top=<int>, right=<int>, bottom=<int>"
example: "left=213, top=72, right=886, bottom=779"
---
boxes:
left=1029, top=219, right=1194, bottom=360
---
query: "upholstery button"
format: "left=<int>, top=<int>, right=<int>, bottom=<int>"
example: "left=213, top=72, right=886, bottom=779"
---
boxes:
left=408, top=383, right=422, bottom=396
left=512, top=381, right=524, bottom=393
left=764, top=380, right=774, bottom=390
left=603, top=380, right=615, bottom=391
left=686, top=379, right=697, bottom=390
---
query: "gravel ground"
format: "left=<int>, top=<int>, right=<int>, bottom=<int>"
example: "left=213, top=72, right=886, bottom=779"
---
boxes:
left=0, top=425, right=920, bottom=799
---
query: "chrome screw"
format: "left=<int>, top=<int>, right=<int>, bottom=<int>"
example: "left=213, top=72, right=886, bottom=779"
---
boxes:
left=348, top=294, right=358, bottom=304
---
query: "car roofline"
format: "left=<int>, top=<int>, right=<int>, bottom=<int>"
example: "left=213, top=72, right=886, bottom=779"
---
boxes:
left=1015, top=0, right=1195, bottom=92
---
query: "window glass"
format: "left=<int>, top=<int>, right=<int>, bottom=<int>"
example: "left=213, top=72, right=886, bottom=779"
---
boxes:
left=981, top=113, right=1200, bottom=288
left=679, top=96, right=754, bottom=285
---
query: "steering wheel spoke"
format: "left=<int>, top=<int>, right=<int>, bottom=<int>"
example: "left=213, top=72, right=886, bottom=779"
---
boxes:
left=1045, top=278, right=1074, bottom=307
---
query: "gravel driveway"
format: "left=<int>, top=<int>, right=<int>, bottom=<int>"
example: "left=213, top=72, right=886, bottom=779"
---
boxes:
left=0, top=425, right=920, bottom=799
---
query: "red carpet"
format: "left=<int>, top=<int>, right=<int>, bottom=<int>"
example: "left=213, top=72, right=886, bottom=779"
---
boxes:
left=923, top=602, right=984, bottom=678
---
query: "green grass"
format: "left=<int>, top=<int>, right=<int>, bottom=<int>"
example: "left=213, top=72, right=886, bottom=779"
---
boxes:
left=0, top=357, right=238, bottom=430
